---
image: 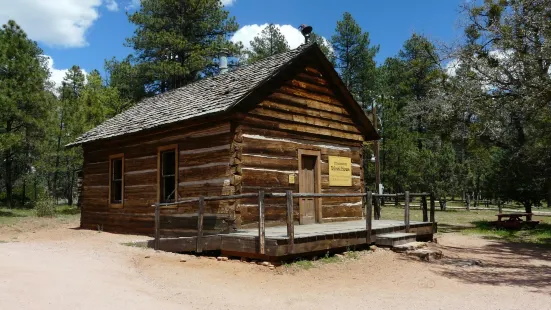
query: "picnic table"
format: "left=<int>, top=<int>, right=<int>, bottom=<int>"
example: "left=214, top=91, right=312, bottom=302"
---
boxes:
left=497, top=212, right=533, bottom=222
left=493, top=212, right=539, bottom=229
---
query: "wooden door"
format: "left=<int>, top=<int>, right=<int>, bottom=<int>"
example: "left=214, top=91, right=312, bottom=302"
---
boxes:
left=299, top=155, right=317, bottom=224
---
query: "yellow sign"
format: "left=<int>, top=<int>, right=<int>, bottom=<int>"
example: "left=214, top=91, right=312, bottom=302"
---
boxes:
left=288, top=174, right=296, bottom=184
left=328, top=156, right=352, bottom=186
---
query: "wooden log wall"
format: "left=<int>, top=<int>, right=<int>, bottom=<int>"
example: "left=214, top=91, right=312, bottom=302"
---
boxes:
left=236, top=65, right=365, bottom=226
left=80, top=120, right=237, bottom=235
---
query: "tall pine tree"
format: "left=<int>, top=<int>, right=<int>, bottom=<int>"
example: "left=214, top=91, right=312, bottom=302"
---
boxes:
left=0, top=20, right=50, bottom=208
left=126, top=0, right=240, bottom=95
left=247, top=24, right=290, bottom=63
left=331, top=12, right=379, bottom=109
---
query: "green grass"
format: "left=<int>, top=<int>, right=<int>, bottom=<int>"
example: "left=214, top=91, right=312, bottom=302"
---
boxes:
left=380, top=205, right=551, bottom=245
left=120, top=241, right=148, bottom=248
left=0, top=205, right=80, bottom=226
left=463, top=221, right=551, bottom=245
left=282, top=250, right=366, bottom=271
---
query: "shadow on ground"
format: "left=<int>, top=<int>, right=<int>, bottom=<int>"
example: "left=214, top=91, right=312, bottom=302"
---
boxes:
left=433, top=240, right=551, bottom=294
left=426, top=220, right=551, bottom=294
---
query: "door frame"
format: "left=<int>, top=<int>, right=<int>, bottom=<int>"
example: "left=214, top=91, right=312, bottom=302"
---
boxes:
left=298, top=149, right=322, bottom=224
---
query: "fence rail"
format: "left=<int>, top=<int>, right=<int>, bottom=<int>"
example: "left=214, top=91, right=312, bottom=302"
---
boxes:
left=151, top=191, right=436, bottom=254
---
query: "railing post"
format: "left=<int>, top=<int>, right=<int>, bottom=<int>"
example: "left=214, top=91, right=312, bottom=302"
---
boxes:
left=154, top=203, right=160, bottom=251
left=366, top=191, right=373, bottom=244
left=422, top=195, right=428, bottom=222
left=404, top=191, right=410, bottom=233
left=430, top=193, right=436, bottom=233
left=196, top=196, right=205, bottom=253
left=285, top=190, right=294, bottom=254
left=374, top=195, right=381, bottom=220
left=258, top=190, right=265, bottom=255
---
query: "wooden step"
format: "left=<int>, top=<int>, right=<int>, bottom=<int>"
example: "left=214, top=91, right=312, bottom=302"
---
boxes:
left=375, top=232, right=417, bottom=247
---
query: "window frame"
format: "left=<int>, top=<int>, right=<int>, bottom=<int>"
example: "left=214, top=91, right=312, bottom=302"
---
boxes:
left=108, top=153, right=125, bottom=208
left=157, top=145, right=179, bottom=205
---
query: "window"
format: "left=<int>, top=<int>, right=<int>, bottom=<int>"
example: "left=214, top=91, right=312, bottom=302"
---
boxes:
left=158, top=145, right=178, bottom=203
left=109, top=154, right=124, bottom=207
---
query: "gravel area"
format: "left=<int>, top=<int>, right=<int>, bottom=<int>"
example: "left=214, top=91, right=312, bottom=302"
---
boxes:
left=1, top=218, right=550, bottom=310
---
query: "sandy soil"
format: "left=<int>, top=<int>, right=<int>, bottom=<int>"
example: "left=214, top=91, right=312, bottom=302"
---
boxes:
left=1, top=218, right=550, bottom=310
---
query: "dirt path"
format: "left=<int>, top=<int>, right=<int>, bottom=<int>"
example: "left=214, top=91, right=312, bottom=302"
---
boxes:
left=1, top=219, right=550, bottom=310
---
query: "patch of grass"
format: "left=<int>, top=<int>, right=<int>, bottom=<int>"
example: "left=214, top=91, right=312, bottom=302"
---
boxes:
left=290, top=260, right=315, bottom=270
left=35, top=197, right=56, bottom=217
left=0, top=240, right=8, bottom=243
left=120, top=242, right=148, bottom=248
left=56, top=205, right=81, bottom=215
left=381, top=204, right=551, bottom=245
left=464, top=221, right=551, bottom=245
left=283, top=250, right=365, bottom=271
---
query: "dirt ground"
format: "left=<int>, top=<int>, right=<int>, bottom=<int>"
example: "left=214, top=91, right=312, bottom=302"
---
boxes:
left=1, top=217, right=550, bottom=310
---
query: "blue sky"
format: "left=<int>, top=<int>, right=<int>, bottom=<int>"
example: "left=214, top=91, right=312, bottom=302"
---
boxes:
left=0, top=0, right=466, bottom=87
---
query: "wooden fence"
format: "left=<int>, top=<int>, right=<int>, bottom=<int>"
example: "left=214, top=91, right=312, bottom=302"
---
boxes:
left=152, top=191, right=436, bottom=254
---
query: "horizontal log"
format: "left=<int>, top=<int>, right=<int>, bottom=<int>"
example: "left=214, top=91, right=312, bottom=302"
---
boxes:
left=125, top=171, right=156, bottom=187
left=286, top=79, right=335, bottom=97
left=279, top=85, right=342, bottom=106
left=250, top=106, right=360, bottom=134
left=125, top=156, right=156, bottom=172
left=242, top=114, right=363, bottom=141
left=322, top=205, right=363, bottom=218
left=179, top=164, right=229, bottom=183
left=180, top=148, right=231, bottom=166
left=83, top=161, right=108, bottom=174
left=242, top=154, right=297, bottom=171
left=82, top=173, right=109, bottom=187
left=269, top=92, right=348, bottom=115
left=84, top=121, right=230, bottom=154
left=260, top=99, right=356, bottom=125
left=296, top=72, right=329, bottom=87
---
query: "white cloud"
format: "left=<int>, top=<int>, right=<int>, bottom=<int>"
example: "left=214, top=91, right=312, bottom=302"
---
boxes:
left=125, top=0, right=140, bottom=10
left=445, top=59, right=461, bottom=77
left=231, top=23, right=305, bottom=51
left=0, top=0, right=118, bottom=48
left=221, top=0, right=236, bottom=6
left=105, top=0, right=119, bottom=11
left=44, top=55, right=87, bottom=92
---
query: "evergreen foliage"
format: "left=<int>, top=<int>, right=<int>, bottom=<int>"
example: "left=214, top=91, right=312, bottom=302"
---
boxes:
left=247, top=24, right=290, bottom=63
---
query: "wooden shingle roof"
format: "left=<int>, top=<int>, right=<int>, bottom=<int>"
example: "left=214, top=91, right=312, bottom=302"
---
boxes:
left=70, top=43, right=379, bottom=146
left=70, top=44, right=314, bottom=146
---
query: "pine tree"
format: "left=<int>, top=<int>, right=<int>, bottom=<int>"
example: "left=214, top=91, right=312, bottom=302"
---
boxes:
left=126, top=0, right=240, bottom=95
left=0, top=20, right=50, bottom=208
left=331, top=12, right=379, bottom=109
left=247, top=24, right=290, bottom=63
left=51, top=66, right=86, bottom=205
left=449, top=0, right=551, bottom=211
left=310, top=32, right=335, bottom=64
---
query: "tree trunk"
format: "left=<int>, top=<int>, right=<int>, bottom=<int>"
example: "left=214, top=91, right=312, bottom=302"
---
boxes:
left=524, top=202, right=532, bottom=221
left=439, top=197, right=447, bottom=211
left=22, top=179, right=26, bottom=206
left=466, top=193, right=471, bottom=211
left=5, top=150, right=12, bottom=209
left=474, top=174, right=480, bottom=208
left=547, top=180, right=551, bottom=208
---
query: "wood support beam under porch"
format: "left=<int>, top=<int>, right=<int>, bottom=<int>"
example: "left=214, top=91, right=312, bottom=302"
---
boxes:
left=142, top=220, right=434, bottom=261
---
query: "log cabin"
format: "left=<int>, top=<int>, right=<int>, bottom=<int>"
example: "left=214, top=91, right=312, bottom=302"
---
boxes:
left=69, top=43, right=379, bottom=236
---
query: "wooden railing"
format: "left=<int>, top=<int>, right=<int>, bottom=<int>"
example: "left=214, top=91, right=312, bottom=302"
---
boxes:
left=151, top=191, right=436, bottom=254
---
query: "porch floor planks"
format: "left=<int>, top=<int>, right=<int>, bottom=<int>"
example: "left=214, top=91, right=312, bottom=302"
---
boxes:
left=229, top=220, right=429, bottom=240
left=149, top=220, right=435, bottom=259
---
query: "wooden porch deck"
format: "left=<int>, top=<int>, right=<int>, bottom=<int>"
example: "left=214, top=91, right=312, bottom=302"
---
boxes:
left=146, top=219, right=435, bottom=260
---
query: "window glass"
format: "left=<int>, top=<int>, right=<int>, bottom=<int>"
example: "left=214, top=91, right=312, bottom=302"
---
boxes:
left=111, top=158, right=123, bottom=203
left=161, top=150, right=176, bottom=202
